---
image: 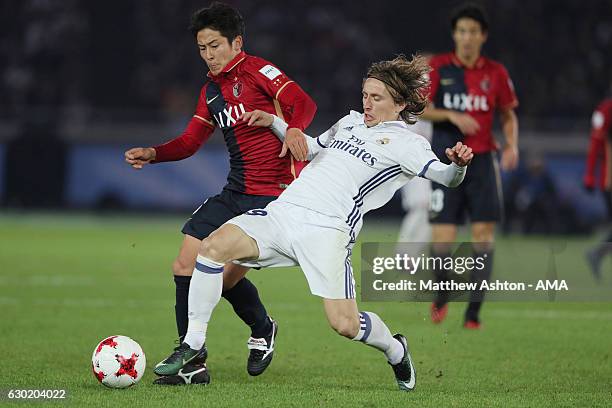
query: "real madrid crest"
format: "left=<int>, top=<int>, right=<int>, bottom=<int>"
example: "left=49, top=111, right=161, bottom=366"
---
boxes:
left=233, top=82, right=243, bottom=97
left=376, top=138, right=390, bottom=145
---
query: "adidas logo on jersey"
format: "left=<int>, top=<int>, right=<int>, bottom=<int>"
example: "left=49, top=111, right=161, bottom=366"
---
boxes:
left=442, top=92, right=490, bottom=112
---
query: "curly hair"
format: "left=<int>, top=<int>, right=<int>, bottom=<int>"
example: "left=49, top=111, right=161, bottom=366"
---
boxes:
left=366, top=54, right=431, bottom=125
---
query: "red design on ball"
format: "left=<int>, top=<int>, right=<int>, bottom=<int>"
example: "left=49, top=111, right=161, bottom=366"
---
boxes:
left=115, top=353, right=139, bottom=379
left=96, top=336, right=118, bottom=355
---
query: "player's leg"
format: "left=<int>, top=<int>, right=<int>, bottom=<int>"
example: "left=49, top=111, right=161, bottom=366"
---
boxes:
left=198, top=228, right=278, bottom=376
left=184, top=224, right=259, bottom=350
left=158, top=232, right=269, bottom=384
left=227, top=192, right=283, bottom=342
left=162, top=203, right=297, bottom=377
left=156, top=223, right=258, bottom=376
left=322, top=298, right=416, bottom=391
left=429, top=166, right=467, bottom=322
left=429, top=224, right=457, bottom=323
left=172, top=234, right=201, bottom=343
left=173, top=192, right=274, bottom=364
left=586, top=190, right=612, bottom=279
left=397, top=179, right=432, bottom=262
left=398, top=179, right=432, bottom=243
left=290, top=208, right=415, bottom=391
left=428, top=133, right=466, bottom=323
left=466, top=222, right=495, bottom=328
left=153, top=234, right=210, bottom=385
left=464, top=152, right=502, bottom=328
left=172, top=235, right=266, bottom=341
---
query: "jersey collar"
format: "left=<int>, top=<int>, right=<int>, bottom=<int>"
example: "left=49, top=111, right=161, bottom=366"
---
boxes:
left=359, top=117, right=408, bottom=129
left=377, top=120, right=408, bottom=129
left=207, top=51, right=247, bottom=78
left=451, top=53, right=486, bottom=69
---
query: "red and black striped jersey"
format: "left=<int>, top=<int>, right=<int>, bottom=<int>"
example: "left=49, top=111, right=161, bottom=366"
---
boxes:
left=428, top=53, right=518, bottom=153
left=154, top=51, right=316, bottom=196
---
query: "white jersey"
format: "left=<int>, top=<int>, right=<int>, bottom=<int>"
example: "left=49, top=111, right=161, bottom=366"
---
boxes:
left=273, top=111, right=440, bottom=233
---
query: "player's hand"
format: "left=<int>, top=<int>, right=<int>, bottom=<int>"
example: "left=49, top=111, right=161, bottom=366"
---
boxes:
left=445, top=142, right=473, bottom=167
left=125, top=147, right=156, bottom=169
left=280, top=128, right=308, bottom=161
left=501, top=144, right=519, bottom=171
left=240, top=110, right=273, bottom=127
left=448, top=111, right=480, bottom=135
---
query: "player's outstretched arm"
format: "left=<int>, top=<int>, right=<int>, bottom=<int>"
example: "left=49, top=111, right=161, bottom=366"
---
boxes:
left=423, top=142, right=473, bottom=187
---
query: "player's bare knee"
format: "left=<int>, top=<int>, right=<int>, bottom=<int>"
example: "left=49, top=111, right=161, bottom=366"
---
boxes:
left=472, top=224, right=495, bottom=246
left=432, top=225, right=457, bottom=243
left=330, top=315, right=360, bottom=338
left=172, top=258, right=193, bottom=277
left=200, top=237, right=227, bottom=263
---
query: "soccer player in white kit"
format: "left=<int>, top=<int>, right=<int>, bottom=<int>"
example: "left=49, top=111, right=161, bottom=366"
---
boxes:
left=157, top=55, right=473, bottom=391
left=398, top=53, right=434, bottom=252
left=399, top=119, right=433, bottom=253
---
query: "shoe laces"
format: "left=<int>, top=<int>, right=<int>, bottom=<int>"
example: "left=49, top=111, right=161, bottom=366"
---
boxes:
left=249, top=349, right=266, bottom=362
left=168, top=342, right=190, bottom=359
left=392, top=357, right=411, bottom=380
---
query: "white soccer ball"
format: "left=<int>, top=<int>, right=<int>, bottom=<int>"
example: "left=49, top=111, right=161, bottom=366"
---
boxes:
left=91, top=335, right=146, bottom=388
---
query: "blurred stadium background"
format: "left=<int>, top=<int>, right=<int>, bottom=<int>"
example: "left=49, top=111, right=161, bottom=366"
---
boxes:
left=1, top=0, right=610, bottom=234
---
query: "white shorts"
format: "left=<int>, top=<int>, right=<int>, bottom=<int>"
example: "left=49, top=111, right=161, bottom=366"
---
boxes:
left=226, top=200, right=357, bottom=299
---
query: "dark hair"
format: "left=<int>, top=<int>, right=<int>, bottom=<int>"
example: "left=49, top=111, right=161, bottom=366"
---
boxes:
left=451, top=3, right=488, bottom=33
left=366, top=55, right=431, bottom=125
left=189, top=2, right=245, bottom=42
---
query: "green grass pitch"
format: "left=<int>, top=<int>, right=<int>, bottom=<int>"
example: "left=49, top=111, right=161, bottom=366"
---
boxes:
left=0, top=214, right=611, bottom=407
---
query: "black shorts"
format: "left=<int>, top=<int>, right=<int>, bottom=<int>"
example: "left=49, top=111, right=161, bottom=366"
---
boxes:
left=429, top=152, right=502, bottom=225
left=182, top=189, right=278, bottom=240
left=603, top=190, right=612, bottom=219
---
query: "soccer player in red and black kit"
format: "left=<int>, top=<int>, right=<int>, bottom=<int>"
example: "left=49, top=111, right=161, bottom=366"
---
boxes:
left=124, top=3, right=316, bottom=384
left=421, top=4, right=519, bottom=329
left=584, top=94, right=612, bottom=279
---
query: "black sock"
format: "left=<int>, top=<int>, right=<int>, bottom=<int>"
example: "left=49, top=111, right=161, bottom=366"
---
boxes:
left=466, top=249, right=494, bottom=322
left=174, top=275, right=191, bottom=342
left=222, top=278, right=271, bottom=338
left=431, top=248, right=451, bottom=308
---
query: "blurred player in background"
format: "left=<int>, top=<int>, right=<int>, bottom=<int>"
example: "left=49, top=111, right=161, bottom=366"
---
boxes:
left=420, top=4, right=519, bottom=329
left=155, top=55, right=473, bottom=391
left=124, top=2, right=316, bottom=384
left=397, top=118, right=432, bottom=259
left=584, top=92, right=612, bottom=279
left=397, top=53, right=434, bottom=260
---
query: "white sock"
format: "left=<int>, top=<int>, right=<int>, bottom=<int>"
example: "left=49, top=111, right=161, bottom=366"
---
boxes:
left=398, top=207, right=431, bottom=243
left=353, top=311, right=405, bottom=365
left=183, top=255, right=224, bottom=350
